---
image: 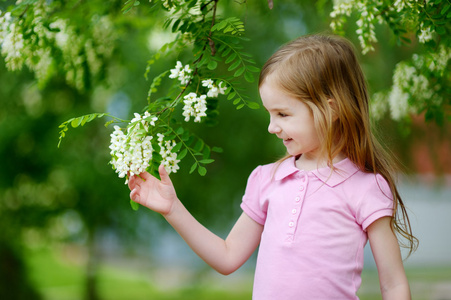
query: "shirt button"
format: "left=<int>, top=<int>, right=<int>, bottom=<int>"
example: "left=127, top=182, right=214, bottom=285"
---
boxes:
left=288, top=221, right=294, bottom=227
left=291, top=209, right=297, bottom=214
left=295, top=196, right=300, bottom=202
left=299, top=186, right=304, bottom=191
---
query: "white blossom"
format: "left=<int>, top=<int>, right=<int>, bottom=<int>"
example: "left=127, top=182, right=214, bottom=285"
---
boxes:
left=202, top=79, right=227, bottom=98
left=169, top=61, right=192, bottom=85
left=157, top=134, right=181, bottom=174
left=109, top=112, right=158, bottom=183
left=0, top=5, right=115, bottom=91
left=418, top=24, right=434, bottom=44
left=388, top=86, right=410, bottom=120
left=370, top=91, right=389, bottom=120
left=182, top=92, right=208, bottom=122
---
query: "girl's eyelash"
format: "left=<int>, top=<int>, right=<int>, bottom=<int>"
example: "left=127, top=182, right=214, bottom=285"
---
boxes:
left=278, top=112, right=288, bottom=117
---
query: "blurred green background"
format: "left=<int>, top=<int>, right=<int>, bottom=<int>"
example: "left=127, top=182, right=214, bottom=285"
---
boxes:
left=1, top=1, right=450, bottom=299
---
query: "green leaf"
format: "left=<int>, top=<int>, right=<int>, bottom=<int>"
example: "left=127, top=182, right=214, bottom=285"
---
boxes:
left=71, top=117, right=83, bottom=128
left=189, top=162, right=198, bottom=174
left=236, top=104, right=245, bottom=110
left=244, top=71, right=255, bottom=83
left=181, top=130, right=190, bottom=141
left=172, top=19, right=181, bottom=32
left=221, top=47, right=232, bottom=57
left=80, top=115, right=91, bottom=126
left=176, top=127, right=184, bottom=135
left=211, top=19, right=228, bottom=32
left=178, top=148, right=188, bottom=160
left=441, top=4, right=450, bottom=16
left=199, top=159, right=215, bottom=164
left=247, top=65, right=260, bottom=73
left=207, top=60, right=218, bottom=70
left=234, top=66, right=245, bottom=77
left=122, top=0, right=139, bottom=14
left=172, top=142, right=183, bottom=153
left=198, top=166, right=207, bottom=176
left=202, top=145, right=211, bottom=159
left=227, top=91, right=236, bottom=100
left=228, top=60, right=241, bottom=71
left=212, top=146, right=223, bottom=153
left=247, top=101, right=260, bottom=109
left=166, top=134, right=177, bottom=140
left=130, top=199, right=140, bottom=211
left=225, top=53, right=237, bottom=64
left=194, top=139, right=204, bottom=151
left=87, top=114, right=99, bottom=122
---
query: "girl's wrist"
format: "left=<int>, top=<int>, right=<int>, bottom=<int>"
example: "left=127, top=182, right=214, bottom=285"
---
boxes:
left=162, top=197, right=182, bottom=220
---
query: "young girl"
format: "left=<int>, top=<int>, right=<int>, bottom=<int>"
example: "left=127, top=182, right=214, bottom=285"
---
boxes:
left=128, top=34, right=417, bottom=299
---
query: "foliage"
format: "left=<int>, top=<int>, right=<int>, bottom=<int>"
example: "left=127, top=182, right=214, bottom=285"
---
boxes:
left=2, top=0, right=448, bottom=191
left=0, top=0, right=450, bottom=298
left=0, top=0, right=261, bottom=192
left=328, top=0, right=451, bottom=124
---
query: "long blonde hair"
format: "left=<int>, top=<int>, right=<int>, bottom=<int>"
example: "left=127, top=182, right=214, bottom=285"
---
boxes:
left=260, top=34, right=418, bottom=256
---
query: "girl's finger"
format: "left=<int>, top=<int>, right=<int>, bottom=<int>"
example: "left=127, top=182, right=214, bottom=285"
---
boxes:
left=130, top=188, right=140, bottom=202
left=158, top=164, right=171, bottom=185
left=139, top=171, right=153, bottom=181
left=127, top=174, right=136, bottom=190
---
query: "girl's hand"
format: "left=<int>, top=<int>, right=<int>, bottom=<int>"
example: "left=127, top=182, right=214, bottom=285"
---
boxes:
left=128, top=164, right=178, bottom=216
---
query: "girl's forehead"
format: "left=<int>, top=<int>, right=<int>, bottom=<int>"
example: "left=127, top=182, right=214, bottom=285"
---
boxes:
left=260, top=83, right=301, bottom=111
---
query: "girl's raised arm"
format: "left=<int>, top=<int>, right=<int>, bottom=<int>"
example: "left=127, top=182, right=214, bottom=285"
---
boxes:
left=128, top=165, right=263, bottom=275
left=367, top=216, right=411, bottom=300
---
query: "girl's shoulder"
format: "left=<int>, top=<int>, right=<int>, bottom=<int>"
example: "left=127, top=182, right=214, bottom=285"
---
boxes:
left=345, top=169, right=392, bottom=196
left=246, top=161, right=279, bottom=184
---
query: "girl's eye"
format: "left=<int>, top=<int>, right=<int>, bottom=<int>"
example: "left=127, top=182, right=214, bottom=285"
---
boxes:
left=278, top=112, right=288, bottom=117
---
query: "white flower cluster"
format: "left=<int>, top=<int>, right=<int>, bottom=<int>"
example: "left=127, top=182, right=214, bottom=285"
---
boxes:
left=413, top=45, right=451, bottom=76
left=0, top=5, right=115, bottom=91
left=393, top=0, right=406, bottom=13
left=182, top=92, right=208, bottom=122
left=202, top=79, right=227, bottom=98
left=0, top=11, right=26, bottom=71
left=180, top=79, right=226, bottom=123
left=418, top=23, right=434, bottom=44
left=372, top=46, right=450, bottom=121
left=110, top=112, right=157, bottom=183
left=387, top=62, right=421, bottom=120
left=109, top=111, right=182, bottom=182
left=330, top=0, right=353, bottom=32
left=355, top=2, right=378, bottom=54
left=169, top=61, right=192, bottom=85
left=157, top=134, right=181, bottom=174
left=330, top=0, right=353, bottom=19
left=330, top=0, right=380, bottom=54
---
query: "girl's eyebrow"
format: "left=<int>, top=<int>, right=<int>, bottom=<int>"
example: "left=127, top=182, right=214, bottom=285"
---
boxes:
left=264, top=106, right=291, bottom=112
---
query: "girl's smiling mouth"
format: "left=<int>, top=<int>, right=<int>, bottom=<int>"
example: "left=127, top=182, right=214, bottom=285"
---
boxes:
left=283, top=138, right=293, bottom=145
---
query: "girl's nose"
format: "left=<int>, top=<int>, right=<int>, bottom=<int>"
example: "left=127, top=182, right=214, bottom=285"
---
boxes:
left=268, top=120, right=281, bottom=134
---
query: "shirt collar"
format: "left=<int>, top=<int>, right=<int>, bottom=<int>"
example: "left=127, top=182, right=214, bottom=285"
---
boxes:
left=274, top=156, right=360, bottom=187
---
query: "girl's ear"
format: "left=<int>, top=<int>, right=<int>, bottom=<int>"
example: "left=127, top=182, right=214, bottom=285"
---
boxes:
left=327, top=98, right=339, bottom=121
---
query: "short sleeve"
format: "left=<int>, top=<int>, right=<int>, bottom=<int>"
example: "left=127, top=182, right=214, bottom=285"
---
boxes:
left=240, top=166, right=267, bottom=225
left=356, top=174, right=394, bottom=231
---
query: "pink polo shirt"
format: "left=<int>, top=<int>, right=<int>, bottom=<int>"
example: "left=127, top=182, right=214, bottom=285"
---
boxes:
left=241, top=157, right=393, bottom=299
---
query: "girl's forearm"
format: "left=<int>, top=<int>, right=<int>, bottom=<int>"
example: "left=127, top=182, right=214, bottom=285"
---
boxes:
left=381, top=283, right=411, bottom=300
left=163, top=199, right=260, bottom=275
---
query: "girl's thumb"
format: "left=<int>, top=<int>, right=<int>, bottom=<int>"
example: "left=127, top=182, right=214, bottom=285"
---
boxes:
left=158, top=164, right=171, bottom=184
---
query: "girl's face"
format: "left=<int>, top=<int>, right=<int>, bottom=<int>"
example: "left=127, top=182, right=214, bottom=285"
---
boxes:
left=260, top=76, right=321, bottom=161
